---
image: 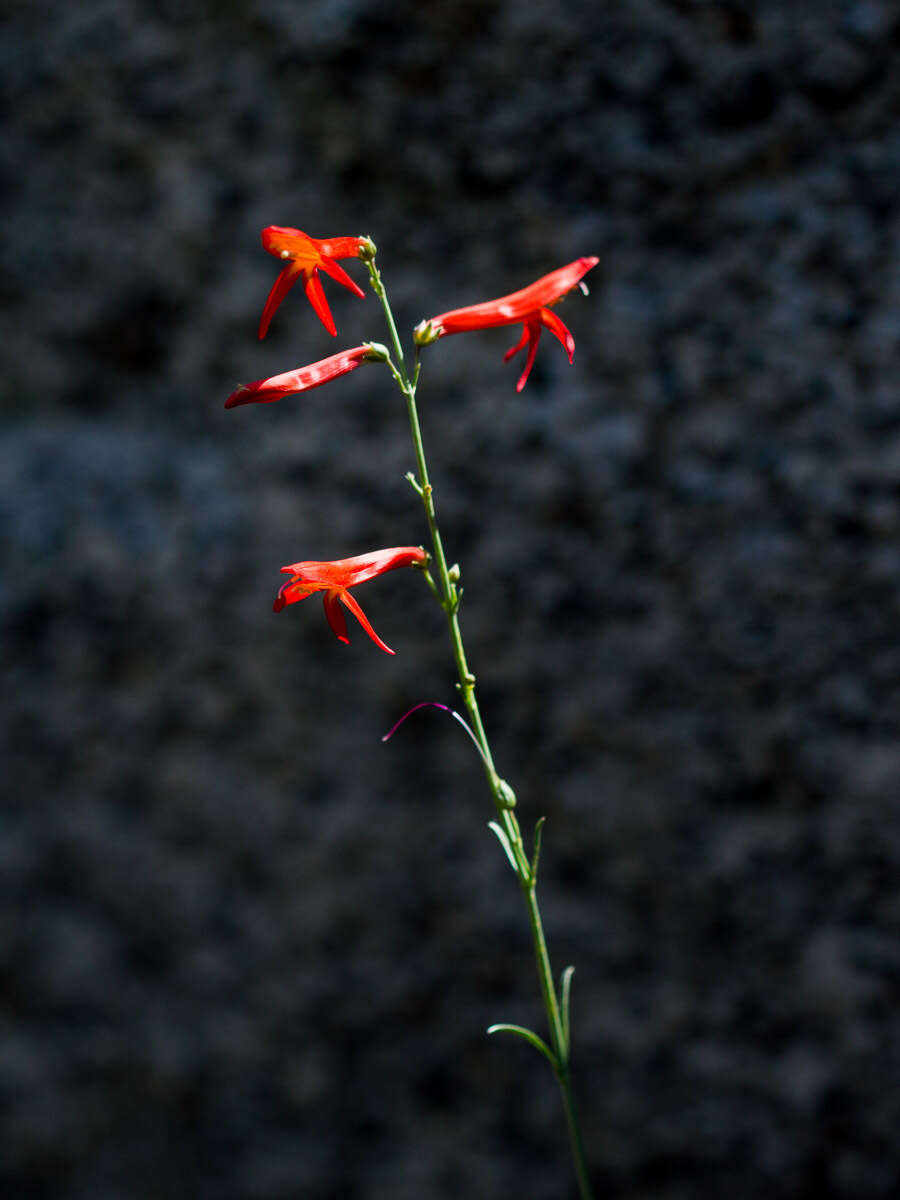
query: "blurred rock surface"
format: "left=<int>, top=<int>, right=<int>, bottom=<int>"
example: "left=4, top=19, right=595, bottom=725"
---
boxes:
left=2, top=2, right=900, bottom=1197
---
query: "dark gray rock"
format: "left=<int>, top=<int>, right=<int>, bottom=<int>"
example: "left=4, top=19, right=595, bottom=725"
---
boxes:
left=3, top=1, right=900, bottom=1197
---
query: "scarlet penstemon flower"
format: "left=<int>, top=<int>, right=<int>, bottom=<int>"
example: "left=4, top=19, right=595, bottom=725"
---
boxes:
left=224, top=343, right=388, bottom=409
left=273, top=546, right=427, bottom=655
left=258, top=226, right=369, bottom=339
left=415, top=257, right=599, bottom=392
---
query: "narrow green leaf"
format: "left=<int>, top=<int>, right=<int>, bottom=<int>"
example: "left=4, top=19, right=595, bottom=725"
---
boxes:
left=487, top=1023, right=558, bottom=1070
left=530, top=815, right=547, bottom=882
left=488, top=821, right=518, bottom=873
left=560, top=965, right=575, bottom=1055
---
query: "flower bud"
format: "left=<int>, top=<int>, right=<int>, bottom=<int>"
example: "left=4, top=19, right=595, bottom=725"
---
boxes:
left=497, top=780, right=517, bottom=810
left=413, top=319, right=442, bottom=347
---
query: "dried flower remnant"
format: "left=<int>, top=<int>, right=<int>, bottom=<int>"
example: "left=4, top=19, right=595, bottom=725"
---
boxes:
left=415, top=257, right=598, bottom=391
left=273, top=546, right=428, bottom=654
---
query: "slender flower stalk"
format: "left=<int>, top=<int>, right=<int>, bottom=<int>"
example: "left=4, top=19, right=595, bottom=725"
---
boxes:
left=364, top=249, right=595, bottom=1199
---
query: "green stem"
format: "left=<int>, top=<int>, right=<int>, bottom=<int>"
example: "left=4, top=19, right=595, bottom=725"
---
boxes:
left=524, top=883, right=593, bottom=1200
left=523, top=883, right=567, bottom=1067
left=560, top=1070, right=594, bottom=1200
left=366, top=252, right=593, bottom=1200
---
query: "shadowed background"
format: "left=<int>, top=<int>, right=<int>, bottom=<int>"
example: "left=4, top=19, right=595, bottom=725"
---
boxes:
left=3, top=1, right=900, bottom=1197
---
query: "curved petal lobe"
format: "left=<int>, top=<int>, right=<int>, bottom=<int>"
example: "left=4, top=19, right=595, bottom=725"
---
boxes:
left=258, top=261, right=304, bottom=340
left=317, top=254, right=366, bottom=298
left=339, top=589, right=395, bottom=654
left=305, top=273, right=337, bottom=336
left=539, top=307, right=575, bottom=362
left=515, top=322, right=542, bottom=393
left=322, top=589, right=350, bottom=643
left=503, top=326, right=529, bottom=363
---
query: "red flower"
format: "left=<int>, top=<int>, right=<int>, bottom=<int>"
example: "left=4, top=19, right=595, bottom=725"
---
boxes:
left=225, top=344, right=385, bottom=409
left=273, top=546, right=428, bottom=654
left=415, top=257, right=598, bottom=392
left=258, top=226, right=367, bottom=339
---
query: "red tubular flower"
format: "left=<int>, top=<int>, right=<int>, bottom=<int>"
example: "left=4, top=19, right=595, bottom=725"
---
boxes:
left=415, top=257, right=599, bottom=392
left=273, top=546, right=428, bottom=654
left=258, top=226, right=367, bottom=339
left=224, top=344, right=384, bottom=409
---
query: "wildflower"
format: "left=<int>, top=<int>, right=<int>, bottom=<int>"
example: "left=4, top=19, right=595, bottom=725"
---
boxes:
left=224, top=344, right=387, bottom=409
left=273, top=546, right=428, bottom=654
left=414, top=257, right=598, bottom=391
left=258, top=226, right=367, bottom=339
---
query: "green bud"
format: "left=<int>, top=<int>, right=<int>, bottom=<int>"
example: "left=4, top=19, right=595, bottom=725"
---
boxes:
left=413, top=319, right=442, bottom=347
left=497, top=780, right=517, bottom=810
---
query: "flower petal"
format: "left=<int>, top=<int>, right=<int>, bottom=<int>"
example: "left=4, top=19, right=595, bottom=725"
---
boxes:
left=313, top=235, right=368, bottom=261
left=322, top=589, right=350, bottom=643
left=273, top=577, right=314, bottom=612
left=503, top=325, right=529, bottom=363
left=515, top=321, right=542, bottom=393
left=258, top=261, right=304, bottom=340
left=261, top=226, right=321, bottom=263
left=339, top=589, right=395, bottom=655
left=278, top=547, right=426, bottom=589
left=498, top=312, right=575, bottom=390
left=317, top=253, right=366, bottom=299
left=305, top=272, right=337, bottom=336
left=226, top=346, right=376, bottom=409
left=539, top=307, right=575, bottom=362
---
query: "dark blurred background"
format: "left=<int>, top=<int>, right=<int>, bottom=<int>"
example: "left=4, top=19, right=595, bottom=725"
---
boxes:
left=3, top=1, right=900, bottom=1197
